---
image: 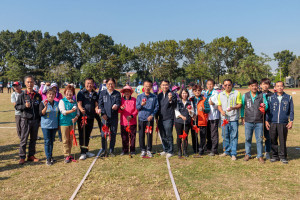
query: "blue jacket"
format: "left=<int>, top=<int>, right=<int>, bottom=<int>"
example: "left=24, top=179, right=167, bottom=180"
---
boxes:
left=266, top=92, right=294, bottom=124
left=136, top=93, right=159, bottom=122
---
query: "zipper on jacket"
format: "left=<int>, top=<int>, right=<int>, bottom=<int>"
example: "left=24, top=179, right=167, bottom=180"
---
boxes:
left=277, top=100, right=281, bottom=123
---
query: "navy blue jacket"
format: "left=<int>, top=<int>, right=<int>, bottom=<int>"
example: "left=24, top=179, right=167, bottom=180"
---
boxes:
left=266, top=92, right=294, bottom=124
left=156, top=91, right=177, bottom=121
left=136, top=93, right=159, bottom=122
left=98, top=90, right=121, bottom=119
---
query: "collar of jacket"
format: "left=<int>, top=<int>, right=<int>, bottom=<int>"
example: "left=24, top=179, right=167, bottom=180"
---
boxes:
left=82, top=88, right=95, bottom=94
left=274, top=92, right=287, bottom=98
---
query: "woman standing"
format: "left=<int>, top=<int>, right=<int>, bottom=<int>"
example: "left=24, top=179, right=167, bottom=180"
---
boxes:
left=51, top=82, right=63, bottom=142
left=39, top=89, right=60, bottom=166
left=59, top=85, right=79, bottom=163
left=175, top=88, right=194, bottom=157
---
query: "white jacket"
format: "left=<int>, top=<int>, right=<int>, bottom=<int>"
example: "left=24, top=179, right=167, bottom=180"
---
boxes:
left=206, top=89, right=220, bottom=120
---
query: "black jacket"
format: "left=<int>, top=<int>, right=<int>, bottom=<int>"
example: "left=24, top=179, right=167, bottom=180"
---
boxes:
left=157, top=91, right=177, bottom=121
left=15, top=90, right=42, bottom=120
left=98, top=89, right=121, bottom=119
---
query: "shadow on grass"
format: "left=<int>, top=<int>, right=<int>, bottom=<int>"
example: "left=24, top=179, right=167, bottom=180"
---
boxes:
left=0, top=110, right=14, bottom=113
left=0, top=160, right=44, bottom=173
left=0, top=122, right=15, bottom=125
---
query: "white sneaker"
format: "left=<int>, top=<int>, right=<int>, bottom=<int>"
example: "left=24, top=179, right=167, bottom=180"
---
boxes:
left=166, top=153, right=173, bottom=158
left=160, top=151, right=166, bottom=156
left=79, top=154, right=86, bottom=160
left=219, top=153, right=228, bottom=157
left=147, top=151, right=153, bottom=158
left=86, top=152, right=95, bottom=158
left=231, top=156, right=237, bottom=161
left=265, top=152, right=271, bottom=160
left=140, top=151, right=146, bottom=157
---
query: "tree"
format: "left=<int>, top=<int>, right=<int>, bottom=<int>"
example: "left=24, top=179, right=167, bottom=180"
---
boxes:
left=274, top=50, right=296, bottom=78
left=289, top=57, right=300, bottom=87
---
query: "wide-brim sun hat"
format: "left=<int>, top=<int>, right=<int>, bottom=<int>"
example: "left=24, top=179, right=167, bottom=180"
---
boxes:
left=51, top=83, right=58, bottom=88
left=120, top=85, right=134, bottom=94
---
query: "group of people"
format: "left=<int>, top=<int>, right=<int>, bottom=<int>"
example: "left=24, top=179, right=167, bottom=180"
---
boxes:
left=11, top=75, right=294, bottom=166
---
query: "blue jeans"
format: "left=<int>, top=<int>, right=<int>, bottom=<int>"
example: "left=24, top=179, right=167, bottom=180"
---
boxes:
left=42, top=128, right=56, bottom=159
left=245, top=122, right=263, bottom=158
left=158, top=119, right=174, bottom=154
left=222, top=120, right=238, bottom=156
left=264, top=125, right=271, bottom=153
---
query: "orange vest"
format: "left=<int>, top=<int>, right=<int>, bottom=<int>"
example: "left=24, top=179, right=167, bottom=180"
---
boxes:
left=197, top=97, right=208, bottom=126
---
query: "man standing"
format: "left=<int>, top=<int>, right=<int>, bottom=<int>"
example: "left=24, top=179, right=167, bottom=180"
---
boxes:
left=260, top=78, right=273, bottom=159
left=136, top=80, right=159, bottom=158
left=77, top=78, right=98, bottom=160
left=15, top=76, right=42, bottom=165
left=218, top=79, right=242, bottom=161
left=205, top=79, right=220, bottom=156
left=266, top=81, right=294, bottom=164
left=11, top=82, right=24, bottom=139
left=157, top=80, right=177, bottom=158
left=241, top=79, right=268, bottom=164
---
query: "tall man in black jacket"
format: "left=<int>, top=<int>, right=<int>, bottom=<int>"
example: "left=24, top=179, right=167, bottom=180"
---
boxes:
left=15, top=75, right=42, bottom=165
left=157, top=80, right=177, bottom=158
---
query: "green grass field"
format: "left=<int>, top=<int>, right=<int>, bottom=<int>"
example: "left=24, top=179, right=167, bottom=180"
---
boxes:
left=0, top=89, right=299, bottom=200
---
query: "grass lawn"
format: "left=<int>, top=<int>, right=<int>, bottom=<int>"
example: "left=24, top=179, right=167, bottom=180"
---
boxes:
left=0, top=88, right=299, bottom=200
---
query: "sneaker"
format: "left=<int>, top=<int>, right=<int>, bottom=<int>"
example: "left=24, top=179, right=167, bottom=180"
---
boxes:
left=64, top=156, right=71, bottom=163
left=140, top=151, right=146, bottom=157
left=265, top=152, right=271, bottom=160
left=219, top=153, right=228, bottom=157
left=86, top=152, right=95, bottom=158
left=46, top=158, right=52, bottom=166
left=160, top=151, right=166, bottom=156
left=50, top=157, right=56, bottom=164
left=244, top=155, right=250, bottom=161
left=79, top=154, right=86, bottom=160
left=280, top=159, right=288, bottom=164
left=27, top=156, right=39, bottom=162
left=208, top=152, right=215, bottom=156
left=231, top=156, right=237, bottom=161
left=166, top=153, right=173, bottom=158
left=270, top=158, right=280, bottom=162
left=120, top=152, right=127, bottom=156
left=147, top=151, right=153, bottom=158
left=19, top=158, right=25, bottom=165
left=258, top=157, right=265, bottom=164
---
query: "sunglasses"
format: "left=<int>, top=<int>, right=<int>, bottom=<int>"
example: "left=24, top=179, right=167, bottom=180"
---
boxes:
left=224, top=84, right=232, bottom=87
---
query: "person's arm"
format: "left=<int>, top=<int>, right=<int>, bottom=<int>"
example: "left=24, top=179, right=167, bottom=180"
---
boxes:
left=240, top=94, right=245, bottom=118
left=217, top=94, right=225, bottom=116
left=136, top=95, right=142, bottom=111
left=39, top=102, right=46, bottom=116
left=98, top=92, right=107, bottom=116
left=232, top=92, right=242, bottom=110
left=15, top=93, right=26, bottom=111
left=77, top=91, right=85, bottom=115
left=263, top=94, right=268, bottom=111
left=153, top=96, right=159, bottom=116
left=115, top=92, right=121, bottom=107
left=132, top=98, right=139, bottom=117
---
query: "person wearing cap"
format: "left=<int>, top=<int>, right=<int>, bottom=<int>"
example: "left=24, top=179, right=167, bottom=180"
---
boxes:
left=15, top=75, right=42, bottom=165
left=152, top=82, right=159, bottom=95
left=98, top=78, right=121, bottom=157
left=51, top=82, right=63, bottom=142
left=119, top=85, right=138, bottom=155
left=136, top=80, right=159, bottom=158
left=171, top=85, right=180, bottom=100
left=11, top=81, right=24, bottom=139
left=41, top=82, right=51, bottom=100
left=39, top=82, right=45, bottom=95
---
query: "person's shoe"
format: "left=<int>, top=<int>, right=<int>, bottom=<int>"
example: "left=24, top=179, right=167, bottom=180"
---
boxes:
left=79, top=154, right=87, bottom=160
left=120, top=152, right=127, bottom=156
left=231, top=156, right=237, bottom=161
left=86, top=152, right=95, bottom=158
left=130, top=151, right=136, bottom=155
left=208, top=152, right=215, bottom=156
left=244, top=155, right=250, bottom=161
left=140, top=151, right=146, bottom=157
left=50, top=157, right=56, bottom=164
left=109, top=152, right=115, bottom=157
left=59, top=138, right=62, bottom=142
left=183, top=151, right=189, bottom=157
left=27, top=156, right=39, bottom=162
left=270, top=158, right=280, bottom=162
left=147, top=151, right=153, bottom=158
left=19, top=158, right=25, bottom=165
left=160, top=151, right=166, bottom=156
left=265, top=152, right=271, bottom=160
left=280, top=159, right=288, bottom=164
left=219, top=153, right=228, bottom=157
left=46, top=158, right=52, bottom=166
left=64, top=156, right=71, bottom=163
left=166, top=153, right=173, bottom=158
left=258, top=157, right=265, bottom=164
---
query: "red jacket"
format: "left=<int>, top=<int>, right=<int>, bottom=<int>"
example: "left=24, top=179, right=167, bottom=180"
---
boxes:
left=119, top=96, right=138, bottom=126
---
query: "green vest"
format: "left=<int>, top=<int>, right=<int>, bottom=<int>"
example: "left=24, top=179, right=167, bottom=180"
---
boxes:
left=59, top=97, right=77, bottom=126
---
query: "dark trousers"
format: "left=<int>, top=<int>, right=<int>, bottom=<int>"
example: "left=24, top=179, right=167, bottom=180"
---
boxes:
left=191, top=125, right=207, bottom=154
left=19, top=118, right=39, bottom=158
left=121, top=125, right=137, bottom=153
left=15, top=115, right=22, bottom=139
left=158, top=119, right=174, bottom=154
left=269, top=123, right=288, bottom=159
left=78, top=117, right=94, bottom=154
left=175, top=123, right=190, bottom=153
left=101, top=117, right=118, bottom=153
left=95, top=113, right=102, bottom=132
left=42, top=128, right=56, bottom=159
left=263, top=120, right=271, bottom=153
left=138, top=120, right=154, bottom=152
left=206, top=119, right=219, bottom=154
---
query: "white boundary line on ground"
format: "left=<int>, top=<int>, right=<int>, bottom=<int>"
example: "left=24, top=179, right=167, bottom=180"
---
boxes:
left=0, top=127, right=16, bottom=128
left=70, top=148, right=102, bottom=200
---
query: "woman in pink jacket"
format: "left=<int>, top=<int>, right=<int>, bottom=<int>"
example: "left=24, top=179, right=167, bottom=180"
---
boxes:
left=119, top=86, right=138, bottom=155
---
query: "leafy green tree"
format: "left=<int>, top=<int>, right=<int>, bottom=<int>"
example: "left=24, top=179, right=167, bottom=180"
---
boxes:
left=274, top=50, right=296, bottom=77
left=289, top=57, right=300, bottom=87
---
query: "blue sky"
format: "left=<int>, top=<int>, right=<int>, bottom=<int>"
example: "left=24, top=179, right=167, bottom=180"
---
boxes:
left=1, top=0, right=299, bottom=71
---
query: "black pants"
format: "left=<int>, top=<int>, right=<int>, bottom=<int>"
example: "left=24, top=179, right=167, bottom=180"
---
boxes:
left=78, top=117, right=94, bottom=154
left=95, top=113, right=102, bottom=132
left=15, top=115, right=22, bottom=139
left=269, top=123, right=288, bottom=159
left=175, top=123, right=190, bottom=153
left=191, top=125, right=207, bottom=154
left=138, top=120, right=153, bottom=151
left=206, top=119, right=219, bottom=154
left=19, top=118, right=39, bottom=158
left=121, top=125, right=137, bottom=153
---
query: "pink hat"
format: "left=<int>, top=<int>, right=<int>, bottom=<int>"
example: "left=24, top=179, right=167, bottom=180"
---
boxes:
left=172, top=85, right=180, bottom=91
left=120, top=85, right=134, bottom=94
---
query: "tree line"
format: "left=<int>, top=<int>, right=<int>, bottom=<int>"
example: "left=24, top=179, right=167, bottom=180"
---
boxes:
left=0, top=30, right=299, bottom=86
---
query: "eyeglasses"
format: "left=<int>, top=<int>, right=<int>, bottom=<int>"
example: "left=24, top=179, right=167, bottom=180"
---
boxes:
left=224, top=84, right=232, bottom=87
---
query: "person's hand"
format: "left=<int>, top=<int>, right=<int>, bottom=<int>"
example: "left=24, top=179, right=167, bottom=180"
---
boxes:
left=241, top=117, right=245, bottom=125
left=209, top=99, right=214, bottom=105
left=95, top=108, right=101, bottom=114
left=127, top=115, right=132, bottom=121
left=168, top=92, right=173, bottom=101
left=72, top=116, right=78, bottom=123
left=69, top=99, right=74, bottom=103
left=112, top=104, right=118, bottom=110
left=141, top=99, right=146, bottom=106
left=286, top=121, right=293, bottom=129
left=43, top=100, right=48, bottom=107
left=81, top=109, right=86, bottom=115
left=180, top=116, right=187, bottom=121
left=265, top=121, right=270, bottom=130
left=147, top=115, right=153, bottom=122
left=25, top=101, right=31, bottom=108
left=227, top=107, right=233, bottom=112
left=102, top=114, right=108, bottom=121
left=221, top=111, right=226, bottom=116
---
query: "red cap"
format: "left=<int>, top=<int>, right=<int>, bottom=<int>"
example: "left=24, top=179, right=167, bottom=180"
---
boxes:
left=12, top=81, right=20, bottom=86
